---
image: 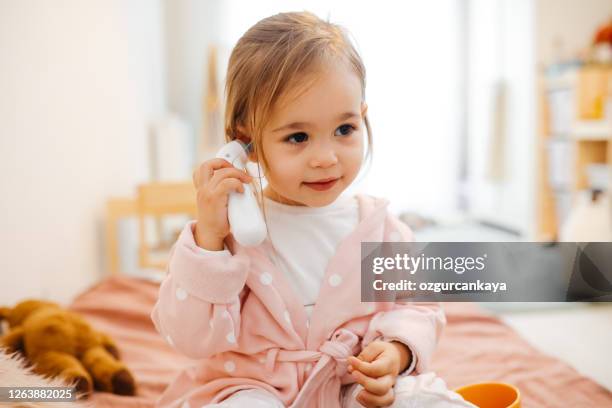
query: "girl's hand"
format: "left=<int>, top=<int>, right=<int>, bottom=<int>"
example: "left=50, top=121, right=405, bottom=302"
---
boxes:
left=347, top=340, right=411, bottom=408
left=192, top=158, right=253, bottom=250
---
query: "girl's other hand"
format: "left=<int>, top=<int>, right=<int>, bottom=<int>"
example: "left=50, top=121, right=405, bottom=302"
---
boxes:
left=347, top=340, right=410, bottom=407
left=192, top=158, right=253, bottom=251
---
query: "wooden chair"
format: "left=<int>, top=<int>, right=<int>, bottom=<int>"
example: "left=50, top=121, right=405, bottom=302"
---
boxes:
left=136, top=182, right=197, bottom=270
left=105, top=181, right=196, bottom=275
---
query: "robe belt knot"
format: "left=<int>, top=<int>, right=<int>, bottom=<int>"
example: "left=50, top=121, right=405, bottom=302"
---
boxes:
left=264, top=328, right=359, bottom=378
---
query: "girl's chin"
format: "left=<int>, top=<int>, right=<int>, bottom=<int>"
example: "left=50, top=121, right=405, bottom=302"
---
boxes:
left=301, top=190, right=343, bottom=207
left=265, top=184, right=343, bottom=207
left=264, top=190, right=305, bottom=206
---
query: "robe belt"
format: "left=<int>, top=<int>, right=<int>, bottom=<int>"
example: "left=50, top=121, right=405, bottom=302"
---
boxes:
left=263, top=328, right=360, bottom=408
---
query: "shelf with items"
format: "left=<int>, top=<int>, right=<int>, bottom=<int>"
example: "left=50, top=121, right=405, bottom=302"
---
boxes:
left=571, top=120, right=612, bottom=140
left=537, top=64, right=611, bottom=241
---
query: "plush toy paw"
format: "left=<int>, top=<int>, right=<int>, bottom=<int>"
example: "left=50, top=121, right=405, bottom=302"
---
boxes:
left=82, top=346, right=137, bottom=396
left=111, top=368, right=136, bottom=395
left=61, top=367, right=93, bottom=396
left=90, top=367, right=137, bottom=396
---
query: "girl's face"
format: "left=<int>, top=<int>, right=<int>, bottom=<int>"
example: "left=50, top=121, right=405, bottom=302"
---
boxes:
left=257, top=63, right=367, bottom=207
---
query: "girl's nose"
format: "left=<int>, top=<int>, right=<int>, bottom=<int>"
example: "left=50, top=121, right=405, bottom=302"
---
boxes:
left=309, top=147, right=339, bottom=168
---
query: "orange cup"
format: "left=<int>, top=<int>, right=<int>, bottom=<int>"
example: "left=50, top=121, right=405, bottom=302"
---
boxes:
left=454, top=382, right=521, bottom=408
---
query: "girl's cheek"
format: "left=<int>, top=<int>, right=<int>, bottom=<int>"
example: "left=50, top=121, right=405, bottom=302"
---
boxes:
left=270, top=158, right=300, bottom=183
left=345, top=140, right=364, bottom=160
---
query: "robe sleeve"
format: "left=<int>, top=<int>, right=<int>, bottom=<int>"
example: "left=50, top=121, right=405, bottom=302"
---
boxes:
left=150, top=220, right=250, bottom=359
left=361, top=212, right=447, bottom=374
left=364, top=303, right=446, bottom=374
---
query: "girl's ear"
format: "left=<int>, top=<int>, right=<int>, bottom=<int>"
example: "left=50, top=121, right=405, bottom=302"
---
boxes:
left=235, top=125, right=258, bottom=162
left=234, top=125, right=249, bottom=144
left=361, top=102, right=368, bottom=117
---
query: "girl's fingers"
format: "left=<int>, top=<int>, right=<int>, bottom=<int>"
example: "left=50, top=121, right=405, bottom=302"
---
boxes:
left=368, top=374, right=395, bottom=396
left=357, top=387, right=395, bottom=408
left=216, top=178, right=245, bottom=196
left=348, top=355, right=390, bottom=378
left=351, top=370, right=394, bottom=396
left=193, top=158, right=233, bottom=187
left=357, top=342, right=385, bottom=363
left=208, top=167, right=253, bottom=190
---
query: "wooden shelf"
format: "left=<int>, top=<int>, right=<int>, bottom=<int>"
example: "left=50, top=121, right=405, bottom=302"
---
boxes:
left=574, top=140, right=608, bottom=190
left=571, top=119, right=612, bottom=140
left=537, top=65, right=612, bottom=241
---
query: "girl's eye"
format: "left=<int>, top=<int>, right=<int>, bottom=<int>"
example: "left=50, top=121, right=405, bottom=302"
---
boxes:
left=285, top=132, right=308, bottom=144
left=335, top=124, right=356, bottom=137
left=284, top=124, right=355, bottom=144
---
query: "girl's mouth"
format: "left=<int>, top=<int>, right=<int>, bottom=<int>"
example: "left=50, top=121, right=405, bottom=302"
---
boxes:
left=303, top=177, right=340, bottom=191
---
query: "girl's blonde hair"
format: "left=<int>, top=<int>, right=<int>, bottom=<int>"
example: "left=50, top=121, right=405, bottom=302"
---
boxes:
left=223, top=11, right=373, bottom=200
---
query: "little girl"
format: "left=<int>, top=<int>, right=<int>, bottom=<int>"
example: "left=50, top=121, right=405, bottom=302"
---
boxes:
left=152, top=11, right=476, bottom=408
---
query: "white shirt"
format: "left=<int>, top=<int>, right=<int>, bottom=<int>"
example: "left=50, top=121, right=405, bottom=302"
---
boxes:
left=261, top=193, right=359, bottom=318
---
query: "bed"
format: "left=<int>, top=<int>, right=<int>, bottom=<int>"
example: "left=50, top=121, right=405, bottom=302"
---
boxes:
left=67, top=275, right=612, bottom=407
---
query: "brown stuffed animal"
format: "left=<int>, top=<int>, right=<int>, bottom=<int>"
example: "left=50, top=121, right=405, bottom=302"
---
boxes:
left=0, top=299, right=136, bottom=397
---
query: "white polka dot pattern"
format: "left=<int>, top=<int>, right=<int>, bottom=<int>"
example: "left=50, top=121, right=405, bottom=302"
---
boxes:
left=226, top=332, right=236, bottom=344
left=175, top=287, right=187, bottom=301
left=329, top=274, right=342, bottom=287
left=224, top=361, right=236, bottom=373
left=260, top=272, right=273, bottom=285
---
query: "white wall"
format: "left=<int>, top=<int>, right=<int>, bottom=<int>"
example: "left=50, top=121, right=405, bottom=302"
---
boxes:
left=0, top=0, right=165, bottom=304
left=164, top=0, right=227, bottom=166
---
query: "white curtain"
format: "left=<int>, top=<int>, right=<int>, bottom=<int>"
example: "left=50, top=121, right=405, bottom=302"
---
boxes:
left=466, top=0, right=535, bottom=235
left=218, top=1, right=463, bottom=216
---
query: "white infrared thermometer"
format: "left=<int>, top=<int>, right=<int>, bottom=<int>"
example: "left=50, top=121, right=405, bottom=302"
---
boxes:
left=215, top=140, right=267, bottom=247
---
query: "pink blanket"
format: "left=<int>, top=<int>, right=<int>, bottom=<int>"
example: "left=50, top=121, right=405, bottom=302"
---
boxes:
left=68, top=276, right=612, bottom=407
